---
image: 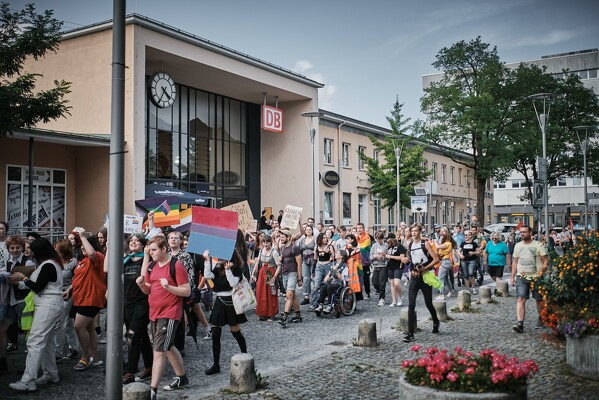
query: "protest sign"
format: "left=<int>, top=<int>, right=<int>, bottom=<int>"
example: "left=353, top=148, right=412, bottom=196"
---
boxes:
left=104, top=214, right=144, bottom=234
left=186, top=206, right=238, bottom=260
left=222, top=200, right=255, bottom=232
left=281, top=205, right=303, bottom=229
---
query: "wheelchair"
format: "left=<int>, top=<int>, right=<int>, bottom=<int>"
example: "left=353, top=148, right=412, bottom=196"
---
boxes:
left=314, top=285, right=356, bottom=318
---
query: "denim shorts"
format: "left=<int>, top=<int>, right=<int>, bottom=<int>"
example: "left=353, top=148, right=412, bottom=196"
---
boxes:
left=282, top=272, right=298, bottom=292
left=515, top=275, right=542, bottom=300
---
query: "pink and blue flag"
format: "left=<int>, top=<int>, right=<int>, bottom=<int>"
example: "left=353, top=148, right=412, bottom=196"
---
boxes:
left=155, top=199, right=171, bottom=215
left=186, top=206, right=239, bottom=260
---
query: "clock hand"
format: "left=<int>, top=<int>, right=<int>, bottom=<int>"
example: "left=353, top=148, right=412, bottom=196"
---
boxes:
left=161, top=86, right=171, bottom=100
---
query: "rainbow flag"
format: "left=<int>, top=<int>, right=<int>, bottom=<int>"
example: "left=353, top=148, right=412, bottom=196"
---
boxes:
left=135, top=196, right=180, bottom=228
left=357, top=232, right=372, bottom=266
left=186, top=206, right=239, bottom=260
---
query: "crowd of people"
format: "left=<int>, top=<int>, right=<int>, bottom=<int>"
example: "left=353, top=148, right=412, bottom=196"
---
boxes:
left=0, top=213, right=587, bottom=398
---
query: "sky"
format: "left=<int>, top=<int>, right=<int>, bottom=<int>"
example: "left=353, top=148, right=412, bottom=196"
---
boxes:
left=8, top=0, right=599, bottom=128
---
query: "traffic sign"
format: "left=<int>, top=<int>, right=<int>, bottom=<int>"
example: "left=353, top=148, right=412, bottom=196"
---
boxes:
left=411, top=195, right=427, bottom=212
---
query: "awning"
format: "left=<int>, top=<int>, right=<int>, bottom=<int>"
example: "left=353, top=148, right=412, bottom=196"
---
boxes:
left=145, top=184, right=209, bottom=206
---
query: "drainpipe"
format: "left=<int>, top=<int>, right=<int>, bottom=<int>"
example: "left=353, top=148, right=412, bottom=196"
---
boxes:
left=337, top=120, right=346, bottom=225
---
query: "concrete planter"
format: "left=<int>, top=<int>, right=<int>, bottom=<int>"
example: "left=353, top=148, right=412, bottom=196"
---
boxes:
left=566, top=334, right=599, bottom=380
left=398, top=375, right=527, bottom=400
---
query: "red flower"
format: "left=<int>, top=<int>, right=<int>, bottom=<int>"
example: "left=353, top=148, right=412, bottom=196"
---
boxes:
left=447, top=372, right=458, bottom=382
left=465, top=367, right=475, bottom=375
left=410, top=344, right=422, bottom=352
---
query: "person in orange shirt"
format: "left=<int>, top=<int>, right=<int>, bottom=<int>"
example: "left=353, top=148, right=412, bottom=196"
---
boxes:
left=65, top=228, right=106, bottom=371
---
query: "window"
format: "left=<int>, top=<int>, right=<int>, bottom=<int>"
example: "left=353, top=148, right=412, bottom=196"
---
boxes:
left=342, top=143, right=350, bottom=167
left=324, top=139, right=333, bottom=165
left=422, top=160, right=428, bottom=171
left=494, top=181, right=506, bottom=189
left=558, top=177, right=566, bottom=186
left=373, top=197, right=381, bottom=228
left=441, top=164, right=446, bottom=183
left=373, top=149, right=379, bottom=164
left=343, top=193, right=351, bottom=219
left=358, top=146, right=366, bottom=170
left=572, top=177, right=582, bottom=186
left=511, top=179, right=526, bottom=188
left=324, top=192, right=334, bottom=224
left=450, top=166, right=455, bottom=184
left=431, top=162, right=437, bottom=181
left=590, top=69, right=598, bottom=79
left=458, top=168, right=462, bottom=186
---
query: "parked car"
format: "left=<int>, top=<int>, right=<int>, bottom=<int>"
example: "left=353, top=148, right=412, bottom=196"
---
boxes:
left=484, top=223, right=518, bottom=241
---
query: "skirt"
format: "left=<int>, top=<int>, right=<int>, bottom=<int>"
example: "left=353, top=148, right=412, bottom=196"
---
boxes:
left=209, top=295, right=248, bottom=327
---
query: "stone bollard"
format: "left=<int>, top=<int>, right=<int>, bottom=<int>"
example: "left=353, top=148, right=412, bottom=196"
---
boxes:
left=458, top=290, right=471, bottom=311
left=497, top=280, right=509, bottom=297
left=123, top=382, right=150, bottom=400
left=230, top=353, right=256, bottom=393
left=479, top=286, right=492, bottom=304
left=433, top=300, right=449, bottom=321
left=399, top=309, right=417, bottom=333
left=357, top=319, right=378, bottom=347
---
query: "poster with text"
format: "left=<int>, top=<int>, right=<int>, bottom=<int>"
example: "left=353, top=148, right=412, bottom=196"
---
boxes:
left=222, top=200, right=255, bottom=232
left=281, top=205, right=303, bottom=229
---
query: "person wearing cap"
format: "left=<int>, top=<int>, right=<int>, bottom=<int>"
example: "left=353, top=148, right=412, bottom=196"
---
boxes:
left=273, top=229, right=303, bottom=328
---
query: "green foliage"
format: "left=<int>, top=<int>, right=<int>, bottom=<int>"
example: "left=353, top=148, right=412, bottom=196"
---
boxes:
left=359, top=99, right=429, bottom=210
left=0, top=2, right=71, bottom=138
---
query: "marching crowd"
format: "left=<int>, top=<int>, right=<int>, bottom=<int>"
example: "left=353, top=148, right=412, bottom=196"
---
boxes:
left=0, top=213, right=566, bottom=399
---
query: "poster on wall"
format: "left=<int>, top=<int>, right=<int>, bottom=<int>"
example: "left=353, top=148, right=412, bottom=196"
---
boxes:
left=6, top=184, right=22, bottom=229
left=52, top=187, right=65, bottom=230
left=37, top=186, right=52, bottom=228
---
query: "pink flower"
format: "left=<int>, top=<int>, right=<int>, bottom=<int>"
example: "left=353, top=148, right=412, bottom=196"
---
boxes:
left=410, top=344, right=422, bottom=352
left=454, top=346, right=463, bottom=354
left=465, top=367, right=475, bottom=375
left=401, top=360, right=414, bottom=368
left=447, top=372, right=459, bottom=382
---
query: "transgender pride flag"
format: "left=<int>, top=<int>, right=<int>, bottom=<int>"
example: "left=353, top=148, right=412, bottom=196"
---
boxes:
left=186, top=206, right=238, bottom=260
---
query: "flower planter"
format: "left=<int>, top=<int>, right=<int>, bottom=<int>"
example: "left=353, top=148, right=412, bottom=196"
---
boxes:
left=566, top=334, right=599, bottom=380
left=398, top=375, right=527, bottom=400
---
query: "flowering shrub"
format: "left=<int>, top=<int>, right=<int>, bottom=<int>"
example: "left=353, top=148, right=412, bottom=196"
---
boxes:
left=537, top=231, right=599, bottom=337
left=402, top=346, right=538, bottom=394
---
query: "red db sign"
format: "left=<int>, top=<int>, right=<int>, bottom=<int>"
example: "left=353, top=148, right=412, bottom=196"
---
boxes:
left=262, top=105, right=284, bottom=133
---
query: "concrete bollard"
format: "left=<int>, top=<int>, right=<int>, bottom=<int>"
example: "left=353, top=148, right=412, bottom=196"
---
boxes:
left=399, top=309, right=416, bottom=333
left=230, top=353, right=256, bottom=393
left=479, top=286, right=492, bottom=304
left=123, top=382, right=150, bottom=400
left=433, top=300, right=449, bottom=321
left=357, top=319, right=378, bottom=347
left=458, top=290, right=471, bottom=311
left=497, top=280, right=509, bottom=297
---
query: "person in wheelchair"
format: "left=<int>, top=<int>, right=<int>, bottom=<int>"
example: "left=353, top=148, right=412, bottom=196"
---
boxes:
left=314, top=250, right=348, bottom=314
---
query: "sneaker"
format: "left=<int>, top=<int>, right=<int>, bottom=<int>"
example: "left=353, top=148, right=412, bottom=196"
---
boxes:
left=290, top=315, right=302, bottom=323
left=9, top=380, right=37, bottom=392
left=397, top=299, right=403, bottom=307
left=135, top=368, right=152, bottom=382
left=513, top=323, right=524, bottom=333
left=205, top=365, right=220, bottom=375
left=389, top=302, right=396, bottom=308
left=300, top=298, right=310, bottom=305
left=535, top=319, right=544, bottom=329
left=203, top=330, right=212, bottom=340
left=448, top=290, right=455, bottom=297
left=432, top=323, right=440, bottom=334
left=6, top=343, right=18, bottom=352
left=90, top=357, right=104, bottom=367
left=35, top=375, right=59, bottom=385
left=364, top=294, right=370, bottom=300
left=402, top=333, right=415, bottom=343
left=314, top=304, right=323, bottom=312
left=470, top=288, right=477, bottom=295
left=163, top=375, right=189, bottom=391
left=323, top=305, right=332, bottom=314
left=378, top=299, right=385, bottom=306
left=122, top=373, right=135, bottom=385
left=150, top=389, right=157, bottom=400
left=278, top=319, right=287, bottom=328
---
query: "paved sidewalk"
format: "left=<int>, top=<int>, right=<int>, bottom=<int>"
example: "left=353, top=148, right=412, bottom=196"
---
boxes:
left=2, top=282, right=599, bottom=399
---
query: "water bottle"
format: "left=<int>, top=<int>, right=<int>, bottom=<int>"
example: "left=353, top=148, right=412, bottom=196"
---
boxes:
left=270, top=281, right=276, bottom=295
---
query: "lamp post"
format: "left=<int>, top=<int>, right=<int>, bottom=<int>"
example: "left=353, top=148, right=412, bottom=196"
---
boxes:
left=388, top=135, right=406, bottom=231
left=528, top=93, right=557, bottom=243
left=301, top=111, right=324, bottom=222
left=574, top=126, right=593, bottom=231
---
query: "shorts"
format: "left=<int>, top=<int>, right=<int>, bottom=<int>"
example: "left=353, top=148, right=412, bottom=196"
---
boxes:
left=150, top=318, right=179, bottom=352
left=73, top=305, right=102, bottom=318
left=488, top=265, right=504, bottom=279
left=282, top=272, right=298, bottom=292
left=515, top=276, right=542, bottom=300
left=387, top=266, right=403, bottom=280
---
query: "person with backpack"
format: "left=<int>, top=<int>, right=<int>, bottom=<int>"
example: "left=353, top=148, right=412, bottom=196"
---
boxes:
left=136, top=236, right=190, bottom=400
left=402, top=223, right=440, bottom=343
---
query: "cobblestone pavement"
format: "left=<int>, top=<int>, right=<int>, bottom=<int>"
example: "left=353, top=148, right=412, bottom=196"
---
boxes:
left=2, top=279, right=599, bottom=400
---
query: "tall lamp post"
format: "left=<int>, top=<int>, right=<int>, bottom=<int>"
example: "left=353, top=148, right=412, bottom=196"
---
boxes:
left=574, top=126, right=593, bottom=231
left=388, top=135, right=406, bottom=230
left=301, top=112, right=324, bottom=221
left=528, top=92, right=557, bottom=243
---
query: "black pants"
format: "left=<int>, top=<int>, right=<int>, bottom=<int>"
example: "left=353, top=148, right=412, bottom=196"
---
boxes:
left=371, top=267, right=387, bottom=300
left=363, top=264, right=371, bottom=296
left=174, top=308, right=185, bottom=353
left=124, top=303, right=153, bottom=373
left=407, top=275, right=439, bottom=335
left=317, top=283, right=342, bottom=304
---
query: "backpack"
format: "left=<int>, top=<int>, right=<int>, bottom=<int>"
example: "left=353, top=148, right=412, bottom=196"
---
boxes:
left=147, top=257, right=178, bottom=285
left=407, top=240, right=433, bottom=266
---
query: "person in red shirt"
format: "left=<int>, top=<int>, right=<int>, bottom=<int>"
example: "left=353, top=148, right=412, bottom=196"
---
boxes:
left=137, top=236, right=190, bottom=400
left=66, top=228, right=106, bottom=371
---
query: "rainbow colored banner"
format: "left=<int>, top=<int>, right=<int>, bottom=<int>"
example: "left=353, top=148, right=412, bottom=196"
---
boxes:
left=135, top=196, right=180, bottom=227
left=186, top=206, right=239, bottom=260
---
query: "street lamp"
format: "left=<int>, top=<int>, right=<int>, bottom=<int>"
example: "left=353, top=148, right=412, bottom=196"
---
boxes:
left=574, top=125, right=594, bottom=231
left=528, top=92, right=558, bottom=242
left=301, top=111, right=324, bottom=222
left=388, top=135, right=406, bottom=230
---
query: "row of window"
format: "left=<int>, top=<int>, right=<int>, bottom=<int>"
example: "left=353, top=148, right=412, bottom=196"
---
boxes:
left=323, top=139, right=372, bottom=170
left=551, top=69, right=598, bottom=81
left=494, top=177, right=589, bottom=189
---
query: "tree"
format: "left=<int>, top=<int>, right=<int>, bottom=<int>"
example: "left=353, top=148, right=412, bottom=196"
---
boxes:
left=0, top=3, right=71, bottom=138
left=359, top=98, right=430, bottom=214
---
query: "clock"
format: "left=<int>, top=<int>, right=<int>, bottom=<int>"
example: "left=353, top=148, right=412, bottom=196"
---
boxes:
left=149, top=72, right=176, bottom=108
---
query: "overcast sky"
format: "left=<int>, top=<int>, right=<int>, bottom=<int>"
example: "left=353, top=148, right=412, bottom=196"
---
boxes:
left=9, top=0, right=599, bottom=128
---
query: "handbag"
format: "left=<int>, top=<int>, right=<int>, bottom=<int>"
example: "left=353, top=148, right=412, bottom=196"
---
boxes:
left=232, top=277, right=256, bottom=314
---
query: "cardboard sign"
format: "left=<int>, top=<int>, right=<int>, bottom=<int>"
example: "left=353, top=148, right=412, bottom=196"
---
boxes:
left=222, top=200, right=255, bottom=232
left=281, top=205, right=303, bottom=229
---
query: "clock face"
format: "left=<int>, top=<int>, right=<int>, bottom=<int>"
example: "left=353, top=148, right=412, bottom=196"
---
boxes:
left=149, top=72, right=176, bottom=108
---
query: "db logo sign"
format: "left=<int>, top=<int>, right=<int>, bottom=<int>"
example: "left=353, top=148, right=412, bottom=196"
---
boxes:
left=262, top=105, right=284, bottom=133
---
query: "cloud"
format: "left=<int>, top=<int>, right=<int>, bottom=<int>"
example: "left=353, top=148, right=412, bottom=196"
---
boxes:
left=291, top=60, right=336, bottom=110
left=510, top=29, right=584, bottom=48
